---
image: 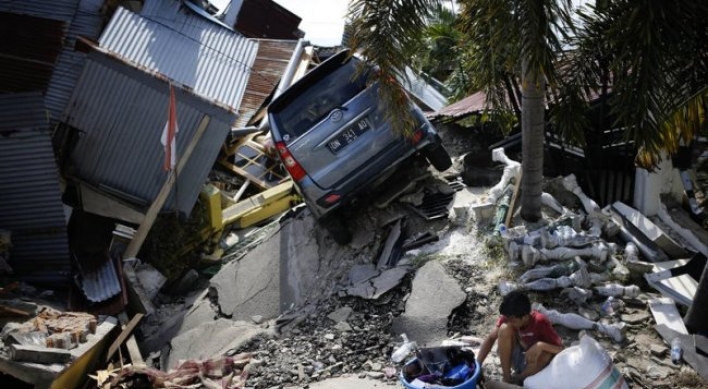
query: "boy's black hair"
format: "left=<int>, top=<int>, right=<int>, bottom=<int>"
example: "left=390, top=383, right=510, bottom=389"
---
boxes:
left=499, top=290, right=531, bottom=318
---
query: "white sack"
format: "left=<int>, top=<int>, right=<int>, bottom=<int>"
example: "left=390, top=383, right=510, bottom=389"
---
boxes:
left=524, top=335, right=627, bottom=389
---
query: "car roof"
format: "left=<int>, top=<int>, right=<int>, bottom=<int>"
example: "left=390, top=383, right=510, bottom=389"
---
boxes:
left=268, top=49, right=356, bottom=113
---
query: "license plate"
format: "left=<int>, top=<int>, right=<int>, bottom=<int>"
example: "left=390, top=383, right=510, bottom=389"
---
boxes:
left=328, top=119, right=370, bottom=153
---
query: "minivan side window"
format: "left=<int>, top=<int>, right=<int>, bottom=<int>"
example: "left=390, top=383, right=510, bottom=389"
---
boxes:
left=273, top=58, right=369, bottom=140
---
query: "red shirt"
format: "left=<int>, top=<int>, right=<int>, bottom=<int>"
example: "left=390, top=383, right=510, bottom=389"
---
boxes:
left=496, top=310, right=562, bottom=350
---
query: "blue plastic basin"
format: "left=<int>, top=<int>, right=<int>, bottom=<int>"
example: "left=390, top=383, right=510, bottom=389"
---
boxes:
left=400, top=358, right=481, bottom=389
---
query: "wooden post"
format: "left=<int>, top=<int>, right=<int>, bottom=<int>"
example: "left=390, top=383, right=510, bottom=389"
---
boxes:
left=123, top=115, right=211, bottom=259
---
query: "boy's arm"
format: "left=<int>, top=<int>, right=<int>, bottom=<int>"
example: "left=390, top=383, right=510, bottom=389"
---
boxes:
left=477, top=326, right=499, bottom=364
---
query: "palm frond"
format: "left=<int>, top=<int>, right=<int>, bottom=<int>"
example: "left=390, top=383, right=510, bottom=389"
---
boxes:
left=348, top=0, right=442, bottom=137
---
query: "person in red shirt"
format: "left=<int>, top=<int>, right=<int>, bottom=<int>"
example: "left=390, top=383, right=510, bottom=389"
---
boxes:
left=477, top=291, right=563, bottom=385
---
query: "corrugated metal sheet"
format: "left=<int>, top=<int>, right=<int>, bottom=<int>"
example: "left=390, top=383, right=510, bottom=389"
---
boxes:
left=100, top=6, right=258, bottom=111
left=0, top=0, right=79, bottom=22
left=427, top=91, right=488, bottom=120
left=0, top=0, right=104, bottom=120
left=0, top=93, right=70, bottom=285
left=45, top=0, right=104, bottom=121
left=79, top=258, right=121, bottom=302
left=402, top=67, right=448, bottom=112
left=236, top=39, right=297, bottom=128
left=64, top=51, right=236, bottom=215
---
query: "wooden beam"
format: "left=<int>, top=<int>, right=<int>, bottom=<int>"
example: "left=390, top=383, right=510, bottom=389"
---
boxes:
left=107, top=313, right=144, bottom=364
left=505, top=171, right=522, bottom=227
left=79, top=183, right=145, bottom=225
left=123, top=115, right=211, bottom=259
left=218, top=158, right=270, bottom=191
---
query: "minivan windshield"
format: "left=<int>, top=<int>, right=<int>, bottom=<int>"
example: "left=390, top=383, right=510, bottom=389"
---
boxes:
left=272, top=57, right=369, bottom=140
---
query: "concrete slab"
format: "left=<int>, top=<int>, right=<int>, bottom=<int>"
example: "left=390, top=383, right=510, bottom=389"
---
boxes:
left=344, top=266, right=410, bottom=300
left=210, top=225, right=282, bottom=321
left=167, top=319, right=272, bottom=368
left=391, top=261, right=466, bottom=346
left=279, top=213, right=321, bottom=312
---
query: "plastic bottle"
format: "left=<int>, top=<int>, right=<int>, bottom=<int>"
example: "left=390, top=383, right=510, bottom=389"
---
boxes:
left=671, top=338, right=683, bottom=364
left=600, top=296, right=615, bottom=316
left=498, top=224, right=508, bottom=238
left=391, top=334, right=416, bottom=363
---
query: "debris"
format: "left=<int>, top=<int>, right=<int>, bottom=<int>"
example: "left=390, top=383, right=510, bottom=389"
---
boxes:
left=344, top=265, right=410, bottom=300
left=499, top=267, right=591, bottom=296
left=105, top=313, right=144, bottom=363
left=0, top=299, right=37, bottom=317
left=519, top=243, right=610, bottom=266
left=645, top=257, right=701, bottom=306
left=406, top=185, right=458, bottom=220
left=658, top=202, right=708, bottom=257
left=221, top=181, right=298, bottom=228
left=10, top=344, right=72, bottom=364
left=487, top=147, right=521, bottom=204
left=391, top=261, right=466, bottom=346
left=594, top=283, right=641, bottom=298
left=648, top=298, right=688, bottom=335
left=103, top=354, right=252, bottom=389
left=534, top=303, right=626, bottom=343
left=376, top=219, right=403, bottom=269
left=0, top=316, right=117, bottom=389
left=219, top=132, right=288, bottom=190
left=655, top=324, right=708, bottom=381
left=611, top=201, right=688, bottom=259
left=401, top=231, right=440, bottom=252
left=327, top=306, right=353, bottom=323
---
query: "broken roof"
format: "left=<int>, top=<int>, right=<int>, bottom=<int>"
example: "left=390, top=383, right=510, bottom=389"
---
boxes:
left=100, top=6, right=258, bottom=112
left=427, top=91, right=489, bottom=121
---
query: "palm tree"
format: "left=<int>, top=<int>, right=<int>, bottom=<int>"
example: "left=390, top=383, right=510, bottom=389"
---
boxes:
left=553, top=0, right=708, bottom=169
left=409, top=3, right=461, bottom=83
left=348, top=0, right=575, bottom=222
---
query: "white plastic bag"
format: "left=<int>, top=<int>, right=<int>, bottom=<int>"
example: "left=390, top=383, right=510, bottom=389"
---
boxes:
left=524, top=335, right=627, bottom=389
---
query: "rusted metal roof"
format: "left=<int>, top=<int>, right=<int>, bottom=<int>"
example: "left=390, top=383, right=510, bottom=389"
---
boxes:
left=235, top=39, right=298, bottom=128
left=427, top=91, right=489, bottom=120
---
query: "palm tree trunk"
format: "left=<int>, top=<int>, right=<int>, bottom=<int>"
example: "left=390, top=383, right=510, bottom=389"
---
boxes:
left=520, top=60, right=545, bottom=222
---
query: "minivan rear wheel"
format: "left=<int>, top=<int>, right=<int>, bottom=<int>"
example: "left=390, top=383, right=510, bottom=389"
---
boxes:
left=320, top=212, right=352, bottom=245
left=423, top=143, right=453, bottom=172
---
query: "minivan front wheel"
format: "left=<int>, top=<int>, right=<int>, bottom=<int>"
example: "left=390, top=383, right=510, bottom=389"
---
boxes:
left=320, top=212, right=352, bottom=245
left=423, top=143, right=453, bottom=172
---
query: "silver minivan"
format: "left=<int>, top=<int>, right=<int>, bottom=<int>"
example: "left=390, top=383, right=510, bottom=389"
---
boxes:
left=268, top=50, right=452, bottom=244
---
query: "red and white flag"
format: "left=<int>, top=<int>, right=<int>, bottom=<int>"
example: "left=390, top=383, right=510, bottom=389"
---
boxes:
left=160, top=83, right=179, bottom=171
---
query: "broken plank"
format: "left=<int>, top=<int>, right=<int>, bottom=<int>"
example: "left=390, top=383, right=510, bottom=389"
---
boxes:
left=648, top=297, right=688, bottom=335
left=222, top=181, right=294, bottom=224
left=233, top=194, right=298, bottom=229
left=505, top=171, right=522, bottom=227
left=645, top=259, right=698, bottom=307
left=612, top=201, right=689, bottom=259
left=219, top=158, right=270, bottom=190
left=106, top=313, right=144, bottom=364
